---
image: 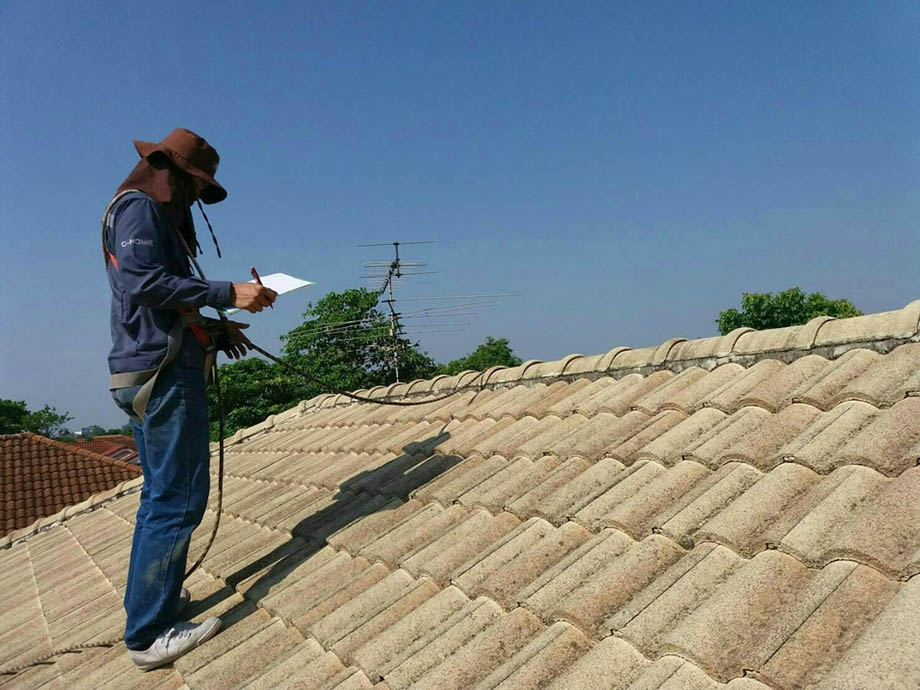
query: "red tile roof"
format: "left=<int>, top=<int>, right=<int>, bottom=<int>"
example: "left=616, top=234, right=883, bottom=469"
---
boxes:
left=0, top=432, right=141, bottom=536
left=72, top=435, right=138, bottom=462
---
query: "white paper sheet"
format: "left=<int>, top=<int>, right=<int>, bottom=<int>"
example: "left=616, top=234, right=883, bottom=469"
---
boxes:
left=222, top=272, right=314, bottom=314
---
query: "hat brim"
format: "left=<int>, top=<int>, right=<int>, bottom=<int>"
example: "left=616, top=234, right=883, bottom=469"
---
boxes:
left=134, top=140, right=227, bottom=204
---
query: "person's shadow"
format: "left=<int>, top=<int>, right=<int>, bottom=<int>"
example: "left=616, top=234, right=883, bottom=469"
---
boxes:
left=186, top=422, right=463, bottom=634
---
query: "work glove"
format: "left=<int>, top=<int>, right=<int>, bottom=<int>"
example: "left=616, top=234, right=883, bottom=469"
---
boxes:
left=203, top=317, right=253, bottom=360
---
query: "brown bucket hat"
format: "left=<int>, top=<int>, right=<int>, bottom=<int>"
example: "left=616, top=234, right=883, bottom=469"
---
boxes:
left=133, top=128, right=227, bottom=204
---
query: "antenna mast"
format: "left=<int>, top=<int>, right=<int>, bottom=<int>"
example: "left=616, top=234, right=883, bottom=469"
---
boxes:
left=359, top=241, right=434, bottom=381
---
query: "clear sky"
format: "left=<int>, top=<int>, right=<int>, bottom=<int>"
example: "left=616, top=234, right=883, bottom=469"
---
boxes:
left=1, top=1, right=918, bottom=430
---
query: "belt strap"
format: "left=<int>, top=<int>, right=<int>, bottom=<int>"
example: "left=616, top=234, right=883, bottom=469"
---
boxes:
left=109, top=313, right=186, bottom=421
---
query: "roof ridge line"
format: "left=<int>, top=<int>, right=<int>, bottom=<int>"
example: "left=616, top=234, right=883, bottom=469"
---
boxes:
left=212, top=300, right=920, bottom=453
left=23, top=432, right=142, bottom=474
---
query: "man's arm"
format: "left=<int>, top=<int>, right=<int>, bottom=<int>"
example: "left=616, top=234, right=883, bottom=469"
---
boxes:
left=113, top=197, right=233, bottom=310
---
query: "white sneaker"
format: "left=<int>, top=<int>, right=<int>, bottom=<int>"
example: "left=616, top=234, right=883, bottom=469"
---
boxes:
left=129, top=617, right=222, bottom=671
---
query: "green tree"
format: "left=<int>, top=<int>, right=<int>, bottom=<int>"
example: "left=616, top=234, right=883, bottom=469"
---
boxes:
left=206, top=288, right=439, bottom=440
left=281, top=288, right=437, bottom=394
left=0, top=399, right=73, bottom=438
left=717, top=288, right=862, bottom=335
left=207, top=358, right=306, bottom=441
left=438, top=336, right=523, bottom=375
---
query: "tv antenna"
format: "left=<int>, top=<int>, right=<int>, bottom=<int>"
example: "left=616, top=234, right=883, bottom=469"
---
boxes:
left=359, top=241, right=436, bottom=380
left=357, top=240, right=517, bottom=381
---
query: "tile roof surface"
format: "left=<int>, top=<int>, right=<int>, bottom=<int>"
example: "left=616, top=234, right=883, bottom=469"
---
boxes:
left=72, top=435, right=138, bottom=463
left=0, top=433, right=141, bottom=537
left=2, top=302, right=920, bottom=689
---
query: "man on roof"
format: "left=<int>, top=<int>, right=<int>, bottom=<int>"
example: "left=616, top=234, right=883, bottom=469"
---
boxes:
left=102, top=128, right=276, bottom=670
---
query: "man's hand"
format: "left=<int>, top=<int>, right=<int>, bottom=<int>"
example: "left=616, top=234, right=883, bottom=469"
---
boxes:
left=232, top=283, right=277, bottom=313
left=220, top=320, right=252, bottom=360
left=203, top=317, right=253, bottom=360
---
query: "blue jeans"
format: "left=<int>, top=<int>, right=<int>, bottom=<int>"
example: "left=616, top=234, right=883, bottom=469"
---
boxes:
left=111, top=363, right=210, bottom=650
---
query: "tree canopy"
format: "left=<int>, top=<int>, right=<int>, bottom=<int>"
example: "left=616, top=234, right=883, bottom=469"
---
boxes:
left=717, top=288, right=862, bottom=335
left=438, top=337, right=522, bottom=375
left=0, top=399, right=73, bottom=438
left=206, top=289, right=524, bottom=440
left=281, top=288, right=438, bottom=394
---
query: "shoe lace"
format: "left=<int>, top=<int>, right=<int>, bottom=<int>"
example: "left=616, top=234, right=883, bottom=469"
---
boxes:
left=161, top=624, right=194, bottom=651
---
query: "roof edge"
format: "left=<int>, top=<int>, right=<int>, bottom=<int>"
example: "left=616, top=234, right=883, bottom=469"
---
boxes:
left=0, top=475, right=143, bottom=549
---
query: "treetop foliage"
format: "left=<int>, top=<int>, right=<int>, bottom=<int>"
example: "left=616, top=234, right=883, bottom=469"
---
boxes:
left=717, top=288, right=862, bottom=335
left=437, top=337, right=522, bottom=376
left=0, top=399, right=73, bottom=438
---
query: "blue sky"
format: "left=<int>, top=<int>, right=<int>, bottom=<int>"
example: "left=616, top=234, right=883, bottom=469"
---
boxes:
left=1, top=1, right=918, bottom=430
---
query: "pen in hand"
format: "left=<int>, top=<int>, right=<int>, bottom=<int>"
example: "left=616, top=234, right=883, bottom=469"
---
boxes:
left=251, top=265, right=274, bottom=308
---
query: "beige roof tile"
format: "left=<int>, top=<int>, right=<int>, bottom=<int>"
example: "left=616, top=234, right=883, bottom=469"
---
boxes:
left=546, top=411, right=653, bottom=462
left=833, top=342, right=920, bottom=406
left=262, top=553, right=375, bottom=624
left=309, top=568, right=417, bottom=646
left=380, top=596, right=503, bottom=687
left=636, top=407, right=728, bottom=466
left=512, top=414, right=586, bottom=459
left=695, top=462, right=819, bottom=555
left=406, top=607, right=544, bottom=690
left=473, top=384, right=548, bottom=421
left=813, top=300, right=920, bottom=345
left=657, top=463, right=764, bottom=545
left=608, top=411, right=687, bottom=463
left=661, top=552, right=854, bottom=681
left=234, top=637, right=325, bottom=690
left=360, top=503, right=469, bottom=567
left=505, top=456, right=593, bottom=519
left=401, top=509, right=520, bottom=582
left=470, top=416, right=540, bottom=459
left=776, top=400, right=880, bottom=474
left=475, top=620, right=593, bottom=690
left=683, top=404, right=820, bottom=471
left=520, top=355, right=583, bottom=380
left=546, top=535, right=685, bottom=634
left=347, top=586, right=471, bottom=677
left=578, top=460, right=711, bottom=537
left=292, top=562, right=391, bottom=634
left=570, top=461, right=675, bottom=531
left=453, top=518, right=588, bottom=605
left=543, top=636, right=650, bottom=689
left=838, top=397, right=920, bottom=475
left=580, top=371, right=673, bottom=416
left=329, top=576, right=440, bottom=658
left=732, top=319, right=823, bottom=355
left=815, top=466, right=920, bottom=575
left=522, top=379, right=594, bottom=418
left=545, top=377, right=618, bottom=417
left=187, top=618, right=303, bottom=690
left=611, top=543, right=741, bottom=649
left=738, top=354, right=831, bottom=412
left=456, top=456, right=561, bottom=513
left=629, top=366, right=711, bottom=414
left=436, top=417, right=519, bottom=458
left=757, top=564, right=899, bottom=689
left=789, top=347, right=880, bottom=409
left=813, top=575, right=920, bottom=689
left=525, top=456, right=628, bottom=524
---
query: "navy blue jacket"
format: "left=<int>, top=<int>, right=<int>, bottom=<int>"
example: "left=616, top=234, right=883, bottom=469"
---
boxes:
left=104, top=192, right=233, bottom=374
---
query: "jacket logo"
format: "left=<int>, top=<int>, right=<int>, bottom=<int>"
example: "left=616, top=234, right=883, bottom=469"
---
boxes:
left=121, top=238, right=155, bottom=247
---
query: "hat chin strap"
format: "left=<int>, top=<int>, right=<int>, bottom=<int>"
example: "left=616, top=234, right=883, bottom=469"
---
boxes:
left=196, top=200, right=222, bottom=258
